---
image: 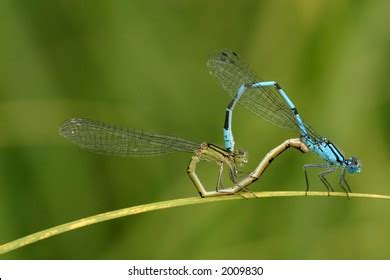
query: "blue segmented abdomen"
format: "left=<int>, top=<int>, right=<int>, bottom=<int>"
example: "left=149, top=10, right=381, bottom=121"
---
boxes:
left=223, top=128, right=234, bottom=151
left=251, top=81, right=309, bottom=137
left=251, top=81, right=345, bottom=165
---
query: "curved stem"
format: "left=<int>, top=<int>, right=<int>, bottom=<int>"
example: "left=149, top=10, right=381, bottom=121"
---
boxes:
left=1, top=191, right=389, bottom=255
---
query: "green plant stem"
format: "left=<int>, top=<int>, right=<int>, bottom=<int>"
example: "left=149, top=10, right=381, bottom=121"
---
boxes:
left=1, top=191, right=390, bottom=255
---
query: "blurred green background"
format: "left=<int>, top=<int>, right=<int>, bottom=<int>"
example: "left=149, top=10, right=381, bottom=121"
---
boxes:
left=0, top=0, right=389, bottom=259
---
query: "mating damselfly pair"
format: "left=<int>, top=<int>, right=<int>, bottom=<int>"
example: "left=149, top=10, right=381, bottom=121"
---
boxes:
left=59, top=50, right=360, bottom=197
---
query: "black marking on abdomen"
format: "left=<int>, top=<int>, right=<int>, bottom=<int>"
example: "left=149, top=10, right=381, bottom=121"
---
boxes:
left=291, top=107, right=298, bottom=115
left=328, top=142, right=344, bottom=163
left=227, top=99, right=235, bottom=109
left=275, top=83, right=281, bottom=90
left=224, top=110, right=230, bottom=129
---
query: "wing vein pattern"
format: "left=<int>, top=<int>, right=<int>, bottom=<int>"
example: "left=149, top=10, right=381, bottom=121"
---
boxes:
left=59, top=118, right=200, bottom=156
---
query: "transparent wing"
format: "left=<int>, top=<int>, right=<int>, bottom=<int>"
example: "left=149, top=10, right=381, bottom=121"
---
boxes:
left=207, top=49, right=300, bottom=131
left=59, top=118, right=200, bottom=156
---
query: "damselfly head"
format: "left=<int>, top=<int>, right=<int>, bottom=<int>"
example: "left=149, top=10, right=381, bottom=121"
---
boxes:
left=234, top=149, right=248, bottom=165
left=345, top=156, right=360, bottom=174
